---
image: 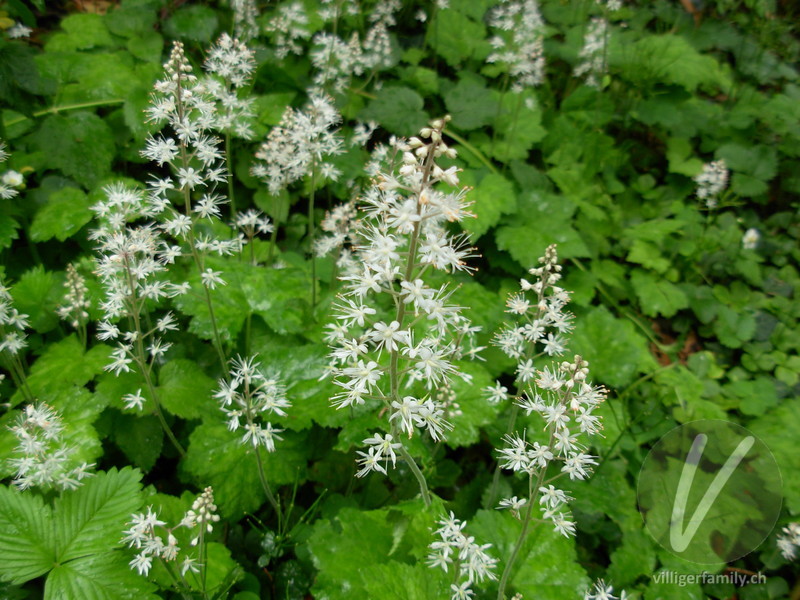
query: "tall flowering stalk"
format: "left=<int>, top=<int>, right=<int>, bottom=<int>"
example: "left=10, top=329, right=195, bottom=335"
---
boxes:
left=0, top=280, right=33, bottom=402
left=251, top=93, right=344, bottom=301
left=325, top=116, right=480, bottom=506
left=91, top=183, right=187, bottom=456
left=486, top=0, right=547, bottom=92
left=428, top=512, right=499, bottom=600
left=143, top=41, right=242, bottom=374
left=213, top=355, right=290, bottom=528
left=490, top=246, right=607, bottom=599
left=8, top=402, right=94, bottom=491
left=203, top=33, right=257, bottom=216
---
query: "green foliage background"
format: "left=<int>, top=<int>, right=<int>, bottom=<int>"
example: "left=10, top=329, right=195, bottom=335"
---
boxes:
left=0, top=0, right=797, bottom=598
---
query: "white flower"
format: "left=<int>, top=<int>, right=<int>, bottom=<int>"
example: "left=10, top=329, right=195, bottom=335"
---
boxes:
left=201, top=268, right=226, bottom=289
left=742, top=228, right=760, bottom=250
left=123, top=389, right=146, bottom=411
left=2, top=170, right=23, bottom=187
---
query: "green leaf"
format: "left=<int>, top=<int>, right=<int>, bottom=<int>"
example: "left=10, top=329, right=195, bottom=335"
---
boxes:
left=111, top=413, right=163, bottom=472
left=361, top=86, right=428, bottom=136
left=243, top=266, right=310, bottom=335
left=362, top=562, right=448, bottom=600
left=713, top=306, right=756, bottom=348
left=184, top=542, right=242, bottom=594
left=627, top=239, right=670, bottom=273
left=612, top=34, right=731, bottom=92
left=495, top=192, right=589, bottom=264
left=30, top=187, right=93, bottom=242
left=630, top=270, right=689, bottom=318
left=163, top=5, right=219, bottom=44
left=570, top=306, right=655, bottom=388
left=127, top=32, right=163, bottom=63
left=307, top=507, right=395, bottom=600
left=18, top=336, right=111, bottom=404
left=183, top=423, right=308, bottom=518
left=0, top=211, right=20, bottom=250
left=157, top=359, right=217, bottom=420
left=470, top=509, right=589, bottom=598
left=44, top=552, right=157, bottom=600
left=750, top=401, right=800, bottom=513
left=462, top=172, right=517, bottom=239
left=32, top=113, right=115, bottom=188
left=45, top=14, right=114, bottom=52
left=0, top=486, right=55, bottom=584
left=484, top=91, right=546, bottom=161
left=444, top=76, right=498, bottom=131
left=666, top=137, right=704, bottom=177
left=54, top=467, right=142, bottom=562
left=429, top=9, right=488, bottom=67
left=10, top=266, right=62, bottom=333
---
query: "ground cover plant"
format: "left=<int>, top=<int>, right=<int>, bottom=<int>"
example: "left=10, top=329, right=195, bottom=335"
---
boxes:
left=0, top=0, right=798, bottom=598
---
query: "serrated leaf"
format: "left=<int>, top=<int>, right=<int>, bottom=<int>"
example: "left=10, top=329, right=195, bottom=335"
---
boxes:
left=183, top=423, right=308, bottom=518
left=163, top=5, right=219, bottom=44
left=30, top=187, right=93, bottom=242
left=361, top=86, right=428, bottom=136
left=45, top=14, right=114, bottom=52
left=0, top=486, right=55, bottom=584
left=750, top=401, right=800, bottom=513
left=612, top=34, right=731, bottom=92
left=429, top=9, right=488, bottom=67
left=362, top=562, right=448, bottom=600
left=243, top=266, right=309, bottom=335
left=713, top=306, right=756, bottom=348
left=570, top=306, right=655, bottom=388
left=10, top=266, right=62, bottom=333
left=462, top=172, right=516, bottom=239
left=495, top=192, right=589, bottom=264
left=112, top=414, right=163, bottom=472
left=630, top=270, right=689, bottom=318
left=17, top=336, right=111, bottom=404
left=32, top=113, right=115, bottom=188
left=157, top=359, right=217, bottom=420
left=54, top=467, right=142, bottom=562
left=470, top=509, right=589, bottom=598
left=0, top=211, right=20, bottom=250
left=444, top=76, right=498, bottom=131
left=308, top=507, right=394, bottom=599
left=44, top=552, right=157, bottom=600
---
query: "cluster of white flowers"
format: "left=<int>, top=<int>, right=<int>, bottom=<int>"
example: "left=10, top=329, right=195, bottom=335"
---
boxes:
left=584, top=579, right=629, bottom=600
left=309, top=0, right=399, bottom=93
left=595, top=0, right=623, bottom=10
left=7, top=402, right=94, bottom=491
left=203, top=33, right=257, bottom=139
left=778, top=522, right=800, bottom=560
left=574, top=17, right=609, bottom=88
left=251, top=93, right=344, bottom=194
left=694, top=159, right=729, bottom=208
left=0, top=281, right=29, bottom=356
left=143, top=41, right=242, bottom=265
left=487, top=0, right=547, bottom=92
left=265, top=2, right=312, bottom=59
left=90, top=183, right=184, bottom=376
left=427, top=512, right=498, bottom=600
left=325, top=116, right=481, bottom=478
left=493, top=246, right=606, bottom=538
left=314, top=199, right=359, bottom=261
left=56, top=264, right=91, bottom=329
left=742, top=227, right=760, bottom=250
left=0, top=141, right=24, bottom=200
left=5, top=22, right=32, bottom=39
left=228, top=0, right=259, bottom=42
left=123, top=487, right=221, bottom=577
left=213, top=355, right=290, bottom=451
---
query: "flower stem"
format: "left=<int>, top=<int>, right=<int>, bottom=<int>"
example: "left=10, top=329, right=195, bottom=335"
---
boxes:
left=396, top=440, right=431, bottom=507
left=254, top=444, right=283, bottom=532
